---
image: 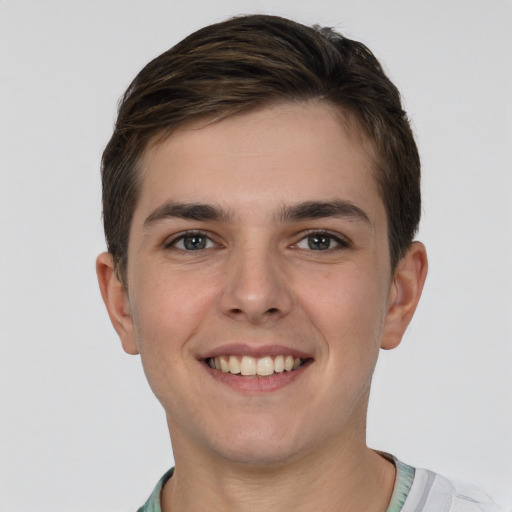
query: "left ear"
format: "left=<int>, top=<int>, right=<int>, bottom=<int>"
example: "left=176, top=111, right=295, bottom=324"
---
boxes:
left=381, top=241, right=428, bottom=350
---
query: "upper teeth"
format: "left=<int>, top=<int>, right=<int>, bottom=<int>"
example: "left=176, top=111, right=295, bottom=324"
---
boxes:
left=208, top=355, right=303, bottom=376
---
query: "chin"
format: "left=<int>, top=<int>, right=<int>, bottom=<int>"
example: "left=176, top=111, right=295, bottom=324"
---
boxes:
left=205, top=417, right=315, bottom=467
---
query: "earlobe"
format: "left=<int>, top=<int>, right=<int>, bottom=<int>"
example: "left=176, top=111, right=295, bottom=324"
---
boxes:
left=381, top=242, right=428, bottom=350
left=96, top=252, right=139, bottom=355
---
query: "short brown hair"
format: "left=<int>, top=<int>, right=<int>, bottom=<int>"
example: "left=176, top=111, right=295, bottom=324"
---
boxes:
left=101, top=14, right=420, bottom=281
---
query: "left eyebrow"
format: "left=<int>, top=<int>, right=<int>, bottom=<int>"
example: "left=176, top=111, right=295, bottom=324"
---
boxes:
left=278, top=200, right=372, bottom=225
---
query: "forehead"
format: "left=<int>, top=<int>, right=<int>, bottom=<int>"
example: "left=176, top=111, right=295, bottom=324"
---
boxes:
left=136, top=101, right=384, bottom=223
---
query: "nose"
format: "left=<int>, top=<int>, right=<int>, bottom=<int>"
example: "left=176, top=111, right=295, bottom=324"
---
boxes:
left=219, top=244, right=293, bottom=323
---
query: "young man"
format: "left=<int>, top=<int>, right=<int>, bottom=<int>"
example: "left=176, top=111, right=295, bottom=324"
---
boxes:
left=96, top=14, right=499, bottom=512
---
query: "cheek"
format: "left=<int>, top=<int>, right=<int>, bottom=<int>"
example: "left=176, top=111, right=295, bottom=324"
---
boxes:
left=129, top=265, right=217, bottom=362
left=128, top=271, right=212, bottom=409
left=296, top=263, right=390, bottom=400
left=301, top=264, right=389, bottom=341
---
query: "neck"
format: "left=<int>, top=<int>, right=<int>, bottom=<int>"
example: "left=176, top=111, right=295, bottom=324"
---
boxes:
left=161, top=434, right=395, bottom=512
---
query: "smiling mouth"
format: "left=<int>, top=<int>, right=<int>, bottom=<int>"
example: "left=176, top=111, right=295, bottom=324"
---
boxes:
left=206, top=355, right=309, bottom=377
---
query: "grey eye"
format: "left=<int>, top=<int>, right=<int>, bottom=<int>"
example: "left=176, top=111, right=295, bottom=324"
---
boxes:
left=184, top=235, right=207, bottom=250
left=173, top=234, right=215, bottom=250
left=296, top=233, right=345, bottom=251
left=306, top=234, right=332, bottom=250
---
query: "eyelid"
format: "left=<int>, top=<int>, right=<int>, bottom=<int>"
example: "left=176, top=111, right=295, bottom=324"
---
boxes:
left=164, top=230, right=219, bottom=250
left=293, top=229, right=351, bottom=250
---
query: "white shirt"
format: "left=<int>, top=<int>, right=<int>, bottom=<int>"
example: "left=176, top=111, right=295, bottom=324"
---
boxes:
left=399, top=464, right=502, bottom=512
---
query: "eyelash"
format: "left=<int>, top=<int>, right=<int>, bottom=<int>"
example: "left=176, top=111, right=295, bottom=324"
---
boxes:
left=294, top=230, right=350, bottom=251
left=165, top=231, right=219, bottom=251
left=165, top=230, right=350, bottom=252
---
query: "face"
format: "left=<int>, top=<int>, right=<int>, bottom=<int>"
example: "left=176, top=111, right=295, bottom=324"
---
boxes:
left=98, top=102, right=425, bottom=467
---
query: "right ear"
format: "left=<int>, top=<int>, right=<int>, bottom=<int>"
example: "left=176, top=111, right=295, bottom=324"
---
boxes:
left=96, top=252, right=139, bottom=355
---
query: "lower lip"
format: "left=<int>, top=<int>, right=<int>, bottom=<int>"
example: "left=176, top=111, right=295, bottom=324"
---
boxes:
left=204, top=361, right=311, bottom=393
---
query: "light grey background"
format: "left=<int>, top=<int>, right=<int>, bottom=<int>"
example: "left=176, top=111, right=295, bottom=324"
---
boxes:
left=1, top=1, right=510, bottom=510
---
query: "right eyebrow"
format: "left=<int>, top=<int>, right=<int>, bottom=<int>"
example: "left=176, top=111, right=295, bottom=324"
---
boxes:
left=143, top=201, right=231, bottom=229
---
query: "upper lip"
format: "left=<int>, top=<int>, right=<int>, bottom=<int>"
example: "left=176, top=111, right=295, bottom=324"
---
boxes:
left=198, top=343, right=314, bottom=360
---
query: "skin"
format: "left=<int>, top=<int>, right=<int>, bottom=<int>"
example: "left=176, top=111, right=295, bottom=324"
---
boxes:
left=97, top=101, right=427, bottom=512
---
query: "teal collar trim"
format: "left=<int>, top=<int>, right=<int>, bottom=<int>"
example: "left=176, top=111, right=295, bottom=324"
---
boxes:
left=385, top=457, right=415, bottom=512
left=137, top=468, right=174, bottom=512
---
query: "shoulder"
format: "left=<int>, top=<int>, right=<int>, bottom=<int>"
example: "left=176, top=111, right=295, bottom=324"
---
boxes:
left=403, top=465, right=503, bottom=512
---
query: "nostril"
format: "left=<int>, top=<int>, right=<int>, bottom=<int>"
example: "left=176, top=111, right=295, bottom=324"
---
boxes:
left=266, top=308, right=279, bottom=314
